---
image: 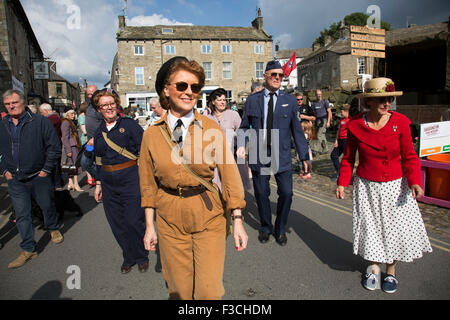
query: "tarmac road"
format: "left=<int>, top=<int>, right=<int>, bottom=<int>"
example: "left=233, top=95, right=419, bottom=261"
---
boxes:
left=0, top=173, right=449, bottom=301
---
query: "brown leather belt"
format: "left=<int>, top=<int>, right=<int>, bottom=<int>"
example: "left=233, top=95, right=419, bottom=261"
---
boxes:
left=102, top=160, right=137, bottom=172
left=160, top=184, right=213, bottom=210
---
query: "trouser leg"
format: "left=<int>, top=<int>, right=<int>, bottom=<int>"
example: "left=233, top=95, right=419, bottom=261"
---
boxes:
left=31, top=175, right=59, bottom=231
left=274, top=170, right=293, bottom=236
left=251, top=170, right=272, bottom=233
left=7, top=178, right=35, bottom=252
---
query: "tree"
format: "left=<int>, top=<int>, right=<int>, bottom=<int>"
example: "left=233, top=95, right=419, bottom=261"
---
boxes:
left=314, top=12, right=391, bottom=45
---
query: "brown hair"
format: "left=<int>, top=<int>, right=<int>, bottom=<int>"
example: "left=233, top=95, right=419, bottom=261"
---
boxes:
left=159, top=59, right=205, bottom=110
left=93, top=91, right=121, bottom=111
left=79, top=102, right=88, bottom=114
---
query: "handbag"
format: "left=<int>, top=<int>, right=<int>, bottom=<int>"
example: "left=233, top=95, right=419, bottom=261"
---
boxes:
left=158, top=125, right=233, bottom=236
left=61, top=163, right=78, bottom=175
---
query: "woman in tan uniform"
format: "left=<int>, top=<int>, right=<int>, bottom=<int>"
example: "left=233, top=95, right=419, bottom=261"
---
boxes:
left=139, top=56, right=248, bottom=300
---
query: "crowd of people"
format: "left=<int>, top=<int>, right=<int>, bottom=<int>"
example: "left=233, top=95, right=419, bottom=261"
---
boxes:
left=0, top=57, right=432, bottom=298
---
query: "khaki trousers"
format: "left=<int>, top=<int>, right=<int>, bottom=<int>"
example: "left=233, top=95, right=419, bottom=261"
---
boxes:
left=156, top=192, right=227, bottom=300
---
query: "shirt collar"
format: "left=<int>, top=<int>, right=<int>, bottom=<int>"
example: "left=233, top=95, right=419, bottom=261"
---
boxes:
left=264, top=88, right=279, bottom=97
left=8, top=111, right=29, bottom=124
left=167, top=109, right=194, bottom=131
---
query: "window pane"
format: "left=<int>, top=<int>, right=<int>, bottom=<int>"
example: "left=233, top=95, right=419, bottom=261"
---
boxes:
left=203, top=62, right=212, bottom=80
left=134, top=45, right=143, bottom=55
left=256, top=62, right=264, bottom=79
left=223, top=62, right=232, bottom=79
left=222, top=44, right=231, bottom=53
left=135, top=67, right=144, bottom=85
left=357, top=57, right=366, bottom=75
left=255, top=45, right=263, bottom=54
left=165, top=45, right=175, bottom=54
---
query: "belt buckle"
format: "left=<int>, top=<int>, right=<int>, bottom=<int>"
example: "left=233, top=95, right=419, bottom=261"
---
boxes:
left=178, top=187, right=184, bottom=198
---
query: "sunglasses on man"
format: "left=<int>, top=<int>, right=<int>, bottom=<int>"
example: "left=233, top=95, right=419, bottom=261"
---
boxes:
left=170, top=82, right=202, bottom=94
left=268, top=72, right=284, bottom=79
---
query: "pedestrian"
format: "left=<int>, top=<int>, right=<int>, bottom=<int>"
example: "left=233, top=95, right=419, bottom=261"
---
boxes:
left=336, top=77, right=432, bottom=293
left=39, top=103, right=64, bottom=187
left=1, top=89, right=63, bottom=269
left=93, top=89, right=149, bottom=274
left=205, top=87, right=251, bottom=191
left=330, top=104, right=351, bottom=181
left=77, top=102, right=94, bottom=187
left=139, top=56, right=248, bottom=300
left=61, top=110, right=83, bottom=192
left=81, top=84, right=100, bottom=181
left=237, top=60, right=311, bottom=246
left=148, top=97, right=166, bottom=126
left=310, top=89, right=332, bottom=155
left=299, top=120, right=313, bottom=180
left=39, top=103, right=62, bottom=140
left=295, top=92, right=315, bottom=124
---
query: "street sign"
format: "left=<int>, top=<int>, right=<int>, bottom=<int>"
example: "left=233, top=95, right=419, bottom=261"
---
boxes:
left=33, top=61, right=49, bottom=80
left=351, top=41, right=385, bottom=51
left=350, top=33, right=385, bottom=44
left=350, top=25, right=386, bottom=36
left=350, top=25, right=386, bottom=59
left=351, top=48, right=385, bottom=58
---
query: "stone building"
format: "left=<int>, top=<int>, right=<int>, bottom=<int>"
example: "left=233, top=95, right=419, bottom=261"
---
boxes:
left=110, top=10, right=273, bottom=113
left=297, top=26, right=368, bottom=93
left=0, top=0, right=48, bottom=112
left=48, top=65, right=81, bottom=114
left=275, top=48, right=312, bottom=90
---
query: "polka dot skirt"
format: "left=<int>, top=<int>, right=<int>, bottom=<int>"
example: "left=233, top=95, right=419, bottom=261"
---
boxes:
left=352, top=176, right=433, bottom=264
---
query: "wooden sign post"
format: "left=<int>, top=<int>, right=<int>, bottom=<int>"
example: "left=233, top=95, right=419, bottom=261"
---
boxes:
left=350, top=25, right=386, bottom=77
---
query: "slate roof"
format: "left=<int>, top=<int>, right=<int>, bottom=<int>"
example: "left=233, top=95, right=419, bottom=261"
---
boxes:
left=117, top=25, right=272, bottom=42
left=276, top=48, right=313, bottom=59
left=386, top=21, right=449, bottom=47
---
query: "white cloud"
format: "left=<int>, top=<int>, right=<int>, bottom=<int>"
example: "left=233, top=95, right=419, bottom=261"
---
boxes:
left=127, top=14, right=193, bottom=26
left=21, top=0, right=194, bottom=88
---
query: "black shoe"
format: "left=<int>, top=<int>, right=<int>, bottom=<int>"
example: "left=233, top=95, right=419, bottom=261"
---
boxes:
left=258, top=231, right=270, bottom=243
left=274, top=234, right=287, bottom=246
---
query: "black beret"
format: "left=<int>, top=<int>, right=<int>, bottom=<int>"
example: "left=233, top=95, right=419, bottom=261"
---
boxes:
left=155, top=56, right=189, bottom=96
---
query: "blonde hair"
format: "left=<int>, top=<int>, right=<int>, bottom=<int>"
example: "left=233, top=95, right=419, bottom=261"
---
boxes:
left=301, top=120, right=312, bottom=140
left=63, top=109, right=76, bottom=119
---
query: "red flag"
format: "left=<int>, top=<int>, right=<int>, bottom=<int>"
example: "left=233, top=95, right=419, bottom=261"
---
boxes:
left=282, top=52, right=297, bottom=77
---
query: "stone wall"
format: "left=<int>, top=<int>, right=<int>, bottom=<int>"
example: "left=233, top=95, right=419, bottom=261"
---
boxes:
left=115, top=38, right=273, bottom=105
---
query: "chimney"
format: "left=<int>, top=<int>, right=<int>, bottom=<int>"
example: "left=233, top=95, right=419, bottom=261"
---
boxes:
left=119, top=15, right=126, bottom=29
left=312, top=42, right=321, bottom=52
left=339, top=26, right=350, bottom=39
left=252, top=8, right=263, bottom=30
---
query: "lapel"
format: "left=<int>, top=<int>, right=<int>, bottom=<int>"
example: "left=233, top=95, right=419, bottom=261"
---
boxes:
left=257, top=91, right=265, bottom=128
left=273, top=90, right=284, bottom=128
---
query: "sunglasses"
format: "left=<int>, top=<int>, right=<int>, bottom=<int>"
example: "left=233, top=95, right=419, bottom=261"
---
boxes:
left=372, top=97, right=395, bottom=104
left=297, top=98, right=303, bottom=101
left=170, top=82, right=202, bottom=94
left=268, top=72, right=284, bottom=78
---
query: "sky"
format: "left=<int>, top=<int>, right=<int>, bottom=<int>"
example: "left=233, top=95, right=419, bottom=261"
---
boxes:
left=21, top=0, right=450, bottom=89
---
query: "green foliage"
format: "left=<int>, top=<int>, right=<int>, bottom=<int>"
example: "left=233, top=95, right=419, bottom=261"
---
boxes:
left=314, top=12, right=391, bottom=45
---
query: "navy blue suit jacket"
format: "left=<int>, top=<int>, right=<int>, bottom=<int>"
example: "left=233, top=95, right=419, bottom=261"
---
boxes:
left=239, top=89, right=310, bottom=173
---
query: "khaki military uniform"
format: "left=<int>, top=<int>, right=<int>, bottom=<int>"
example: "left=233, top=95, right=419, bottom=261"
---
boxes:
left=139, top=110, right=245, bottom=300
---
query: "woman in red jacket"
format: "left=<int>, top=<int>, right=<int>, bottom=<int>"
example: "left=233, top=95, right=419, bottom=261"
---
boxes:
left=336, top=78, right=432, bottom=294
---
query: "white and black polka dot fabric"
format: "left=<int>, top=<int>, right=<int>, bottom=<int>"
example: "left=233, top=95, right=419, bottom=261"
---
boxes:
left=352, top=176, right=433, bottom=264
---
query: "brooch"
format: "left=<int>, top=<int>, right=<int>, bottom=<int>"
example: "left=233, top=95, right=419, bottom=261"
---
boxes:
left=119, top=128, right=125, bottom=133
left=393, top=126, right=397, bottom=132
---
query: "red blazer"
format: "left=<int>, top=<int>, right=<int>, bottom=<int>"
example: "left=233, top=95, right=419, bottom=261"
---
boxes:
left=337, top=111, right=421, bottom=188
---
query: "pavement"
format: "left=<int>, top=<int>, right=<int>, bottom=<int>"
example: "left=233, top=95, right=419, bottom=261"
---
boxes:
left=0, top=148, right=449, bottom=300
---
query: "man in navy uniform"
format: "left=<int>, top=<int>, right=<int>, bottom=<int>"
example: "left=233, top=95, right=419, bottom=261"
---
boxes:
left=237, top=61, right=311, bottom=246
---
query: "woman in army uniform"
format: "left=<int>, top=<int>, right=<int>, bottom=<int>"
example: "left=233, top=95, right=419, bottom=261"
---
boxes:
left=139, top=57, right=248, bottom=300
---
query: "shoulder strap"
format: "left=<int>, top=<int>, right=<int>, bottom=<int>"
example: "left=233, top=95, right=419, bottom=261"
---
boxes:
left=101, top=131, right=138, bottom=161
left=158, top=125, right=219, bottom=197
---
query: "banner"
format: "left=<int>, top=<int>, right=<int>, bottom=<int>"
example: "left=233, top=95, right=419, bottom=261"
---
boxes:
left=282, top=52, right=296, bottom=77
left=419, top=121, right=450, bottom=157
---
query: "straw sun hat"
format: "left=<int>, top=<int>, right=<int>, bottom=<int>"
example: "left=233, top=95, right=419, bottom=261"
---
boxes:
left=357, top=77, right=403, bottom=98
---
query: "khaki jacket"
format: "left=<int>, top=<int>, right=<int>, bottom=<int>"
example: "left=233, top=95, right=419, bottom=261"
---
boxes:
left=139, top=110, right=245, bottom=215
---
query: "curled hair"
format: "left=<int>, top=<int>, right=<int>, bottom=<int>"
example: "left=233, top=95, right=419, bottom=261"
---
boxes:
left=159, top=59, right=205, bottom=110
left=93, top=91, right=121, bottom=111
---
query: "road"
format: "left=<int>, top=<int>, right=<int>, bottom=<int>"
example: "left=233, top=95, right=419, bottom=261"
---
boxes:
left=0, top=174, right=449, bottom=300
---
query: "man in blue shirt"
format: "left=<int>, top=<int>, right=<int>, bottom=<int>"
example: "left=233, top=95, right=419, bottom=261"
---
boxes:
left=311, top=89, right=332, bottom=155
left=238, top=61, right=311, bottom=246
left=1, top=89, right=62, bottom=269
